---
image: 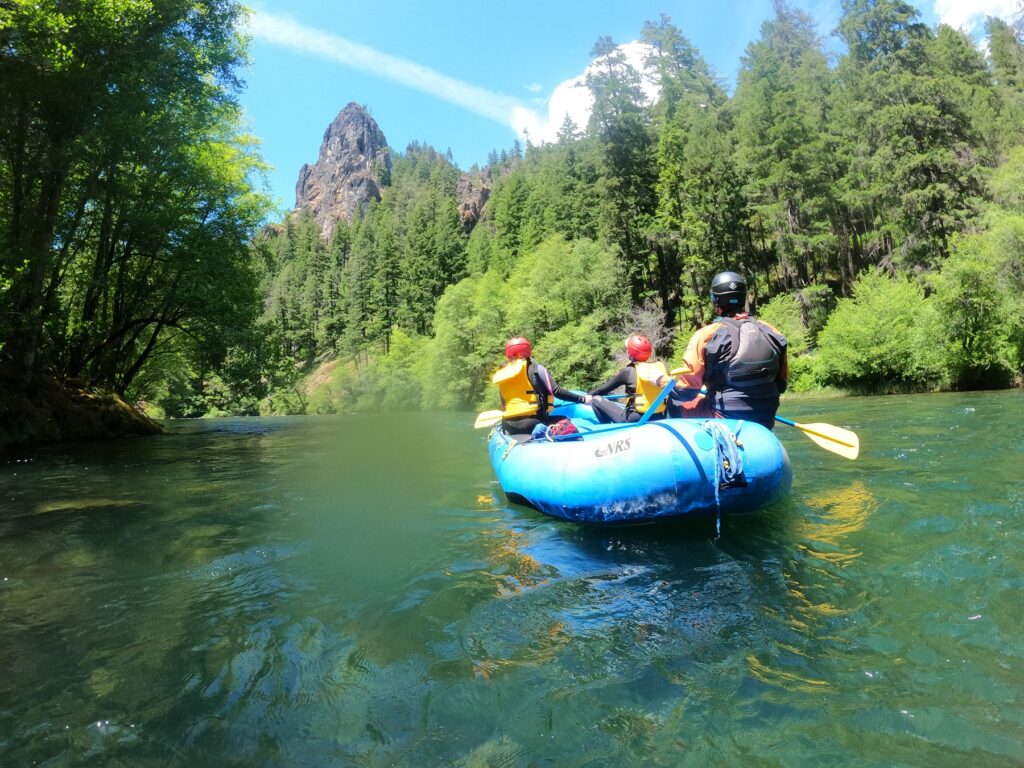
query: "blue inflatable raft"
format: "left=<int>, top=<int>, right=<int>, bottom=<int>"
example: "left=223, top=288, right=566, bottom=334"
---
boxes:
left=487, top=405, right=792, bottom=524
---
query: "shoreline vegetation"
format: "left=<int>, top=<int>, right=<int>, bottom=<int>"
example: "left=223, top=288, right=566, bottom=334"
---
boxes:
left=0, top=372, right=161, bottom=452
left=0, top=358, right=1013, bottom=452
left=3, top=4, right=1024, bottom=446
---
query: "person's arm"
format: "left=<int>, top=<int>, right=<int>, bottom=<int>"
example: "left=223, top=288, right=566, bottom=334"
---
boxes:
left=666, top=325, right=721, bottom=411
left=534, top=364, right=587, bottom=405
left=671, top=324, right=718, bottom=390
left=551, top=381, right=587, bottom=404
left=588, top=367, right=633, bottom=396
left=659, top=325, right=716, bottom=391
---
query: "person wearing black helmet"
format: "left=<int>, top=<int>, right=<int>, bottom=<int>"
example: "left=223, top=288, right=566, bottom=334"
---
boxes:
left=586, top=334, right=670, bottom=424
left=492, top=336, right=588, bottom=435
left=670, top=271, right=788, bottom=429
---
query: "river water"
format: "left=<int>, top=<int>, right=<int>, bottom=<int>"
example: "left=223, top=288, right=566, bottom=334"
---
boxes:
left=0, top=391, right=1021, bottom=767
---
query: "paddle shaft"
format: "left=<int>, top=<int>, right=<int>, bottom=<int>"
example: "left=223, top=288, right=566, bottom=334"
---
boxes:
left=775, top=416, right=855, bottom=448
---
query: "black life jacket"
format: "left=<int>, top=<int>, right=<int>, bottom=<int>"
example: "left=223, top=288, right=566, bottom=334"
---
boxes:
left=718, top=317, right=780, bottom=390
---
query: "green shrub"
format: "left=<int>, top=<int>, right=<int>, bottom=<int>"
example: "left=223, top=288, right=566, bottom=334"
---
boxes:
left=932, top=209, right=1024, bottom=387
left=758, top=289, right=831, bottom=392
left=816, top=268, right=948, bottom=391
left=758, top=292, right=806, bottom=351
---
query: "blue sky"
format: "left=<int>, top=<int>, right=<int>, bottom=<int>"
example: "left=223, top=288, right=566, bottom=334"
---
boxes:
left=240, top=0, right=1016, bottom=215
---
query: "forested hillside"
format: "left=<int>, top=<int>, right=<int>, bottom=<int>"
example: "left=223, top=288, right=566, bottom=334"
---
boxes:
left=3, top=1, right=1024, bottom=429
left=249, top=1, right=1024, bottom=417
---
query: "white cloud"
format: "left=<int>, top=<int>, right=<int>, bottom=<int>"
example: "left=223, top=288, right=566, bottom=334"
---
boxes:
left=246, top=10, right=524, bottom=128
left=930, top=0, right=1019, bottom=35
left=510, top=41, right=660, bottom=145
left=524, top=82, right=544, bottom=94
left=247, top=10, right=659, bottom=150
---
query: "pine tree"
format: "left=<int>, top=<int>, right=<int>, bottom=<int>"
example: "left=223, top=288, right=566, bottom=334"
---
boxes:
left=733, top=1, right=839, bottom=290
left=585, top=36, right=659, bottom=304
left=831, top=0, right=984, bottom=271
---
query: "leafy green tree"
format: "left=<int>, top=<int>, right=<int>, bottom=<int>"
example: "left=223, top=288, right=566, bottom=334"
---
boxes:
left=489, top=173, right=532, bottom=276
left=425, top=271, right=509, bottom=410
left=986, top=17, right=1024, bottom=156
left=641, top=14, right=723, bottom=123
left=815, top=267, right=947, bottom=390
left=640, top=15, right=741, bottom=328
left=0, top=0, right=258, bottom=393
left=337, top=207, right=377, bottom=362
left=654, top=101, right=748, bottom=329
left=931, top=222, right=1021, bottom=388
left=466, top=220, right=497, bottom=276
left=502, top=235, right=627, bottom=345
left=757, top=290, right=828, bottom=391
left=733, top=1, right=840, bottom=290
left=398, top=185, right=466, bottom=334
left=367, top=204, right=400, bottom=350
left=929, top=148, right=1024, bottom=387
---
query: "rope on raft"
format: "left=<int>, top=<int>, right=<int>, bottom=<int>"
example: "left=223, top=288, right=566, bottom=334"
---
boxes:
left=702, top=419, right=745, bottom=537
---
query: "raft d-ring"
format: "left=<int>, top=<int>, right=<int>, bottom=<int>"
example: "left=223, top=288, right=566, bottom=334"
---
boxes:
left=501, top=441, right=517, bottom=460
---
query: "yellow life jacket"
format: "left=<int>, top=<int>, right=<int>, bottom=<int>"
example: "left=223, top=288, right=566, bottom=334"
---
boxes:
left=492, top=358, right=541, bottom=419
left=632, top=361, right=669, bottom=414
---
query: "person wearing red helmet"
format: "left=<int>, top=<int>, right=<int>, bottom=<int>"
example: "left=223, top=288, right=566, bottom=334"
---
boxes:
left=492, top=336, right=588, bottom=435
left=586, top=335, right=670, bottom=424
left=670, top=271, right=788, bottom=429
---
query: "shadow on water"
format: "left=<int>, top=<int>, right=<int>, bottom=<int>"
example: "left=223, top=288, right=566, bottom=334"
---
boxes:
left=482, top=490, right=808, bottom=635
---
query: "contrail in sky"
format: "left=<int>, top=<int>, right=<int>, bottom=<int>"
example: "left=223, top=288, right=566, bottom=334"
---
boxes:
left=246, top=10, right=531, bottom=133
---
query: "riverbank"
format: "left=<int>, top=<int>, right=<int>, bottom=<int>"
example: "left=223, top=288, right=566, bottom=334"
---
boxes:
left=0, top=373, right=162, bottom=451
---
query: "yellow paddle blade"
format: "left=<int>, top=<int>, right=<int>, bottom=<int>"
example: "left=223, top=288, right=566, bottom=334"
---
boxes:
left=788, top=420, right=859, bottom=460
left=474, top=410, right=504, bottom=429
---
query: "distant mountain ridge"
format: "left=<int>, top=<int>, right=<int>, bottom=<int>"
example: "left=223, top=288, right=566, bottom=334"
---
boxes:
left=293, top=102, right=491, bottom=240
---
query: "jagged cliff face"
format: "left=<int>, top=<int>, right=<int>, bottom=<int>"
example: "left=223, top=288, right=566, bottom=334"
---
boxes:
left=294, top=102, right=391, bottom=241
left=455, top=171, right=491, bottom=232
left=296, top=101, right=496, bottom=240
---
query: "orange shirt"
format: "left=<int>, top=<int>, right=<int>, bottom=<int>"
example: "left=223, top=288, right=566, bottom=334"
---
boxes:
left=674, top=323, right=721, bottom=389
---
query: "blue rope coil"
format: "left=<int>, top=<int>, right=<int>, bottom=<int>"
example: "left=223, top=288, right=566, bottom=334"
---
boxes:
left=702, top=420, right=745, bottom=537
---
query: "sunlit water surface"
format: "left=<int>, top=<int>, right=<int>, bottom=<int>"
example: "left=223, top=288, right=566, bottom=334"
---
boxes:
left=1, top=391, right=1022, bottom=766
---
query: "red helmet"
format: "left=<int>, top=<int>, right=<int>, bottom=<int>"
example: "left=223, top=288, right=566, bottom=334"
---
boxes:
left=625, top=334, right=652, bottom=362
left=505, top=336, right=532, bottom=359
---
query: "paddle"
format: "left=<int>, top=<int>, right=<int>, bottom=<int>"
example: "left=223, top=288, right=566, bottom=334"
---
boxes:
left=775, top=416, right=859, bottom=460
left=474, top=410, right=504, bottom=429
left=546, top=378, right=679, bottom=438
left=635, top=376, right=678, bottom=425
left=474, top=392, right=629, bottom=429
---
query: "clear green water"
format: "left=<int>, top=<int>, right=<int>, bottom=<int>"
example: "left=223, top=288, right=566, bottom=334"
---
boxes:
left=1, top=391, right=1022, bottom=767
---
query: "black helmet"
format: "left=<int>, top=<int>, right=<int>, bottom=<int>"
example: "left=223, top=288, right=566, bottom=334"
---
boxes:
left=710, top=271, right=746, bottom=312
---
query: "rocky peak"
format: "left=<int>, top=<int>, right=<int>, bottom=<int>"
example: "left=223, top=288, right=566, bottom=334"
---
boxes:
left=455, top=169, right=492, bottom=232
left=294, top=102, right=391, bottom=241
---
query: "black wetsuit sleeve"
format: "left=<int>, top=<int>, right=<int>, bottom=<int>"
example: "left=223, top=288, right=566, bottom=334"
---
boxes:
left=551, top=384, right=585, bottom=404
left=532, top=364, right=586, bottom=404
left=588, top=367, right=635, bottom=396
